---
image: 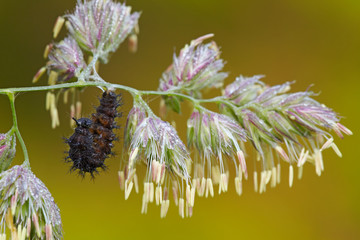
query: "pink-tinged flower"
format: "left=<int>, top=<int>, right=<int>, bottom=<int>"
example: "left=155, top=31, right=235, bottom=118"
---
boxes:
left=0, top=165, right=62, bottom=239
left=119, top=117, right=192, bottom=218
left=187, top=110, right=247, bottom=197
left=221, top=75, right=351, bottom=192
left=66, top=0, right=140, bottom=63
left=0, top=132, right=16, bottom=172
left=47, top=36, right=87, bottom=82
left=240, top=108, right=279, bottom=154
left=223, top=75, right=266, bottom=105
left=159, top=34, right=228, bottom=97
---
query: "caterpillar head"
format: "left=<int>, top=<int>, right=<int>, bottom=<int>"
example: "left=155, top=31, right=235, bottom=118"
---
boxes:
left=72, top=117, right=93, bottom=128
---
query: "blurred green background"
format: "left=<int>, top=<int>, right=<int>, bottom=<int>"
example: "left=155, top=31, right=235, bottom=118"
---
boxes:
left=0, top=0, right=359, bottom=239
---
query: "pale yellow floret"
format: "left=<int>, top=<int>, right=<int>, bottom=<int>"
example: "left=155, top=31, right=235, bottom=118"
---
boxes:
left=253, top=171, right=258, bottom=192
left=32, top=67, right=46, bottom=83
left=53, top=16, right=65, bottom=38
left=179, top=198, right=185, bottom=218
left=298, top=166, right=303, bottom=180
left=271, top=167, right=277, bottom=188
left=43, top=44, right=52, bottom=59
left=289, top=165, right=294, bottom=188
left=277, top=163, right=281, bottom=184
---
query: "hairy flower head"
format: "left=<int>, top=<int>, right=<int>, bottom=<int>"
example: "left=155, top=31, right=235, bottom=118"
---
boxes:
left=119, top=114, right=192, bottom=218
left=66, top=0, right=140, bottom=63
left=0, top=165, right=62, bottom=239
left=187, top=110, right=247, bottom=196
left=221, top=75, right=352, bottom=191
left=159, top=34, right=228, bottom=97
left=47, top=36, right=87, bottom=83
left=224, top=75, right=267, bottom=105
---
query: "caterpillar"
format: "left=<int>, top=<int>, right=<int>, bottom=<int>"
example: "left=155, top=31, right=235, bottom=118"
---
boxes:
left=65, top=90, right=122, bottom=177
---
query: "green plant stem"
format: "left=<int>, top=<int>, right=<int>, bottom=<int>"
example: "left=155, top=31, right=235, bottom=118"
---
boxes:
left=0, top=82, right=236, bottom=109
left=6, top=92, right=30, bottom=168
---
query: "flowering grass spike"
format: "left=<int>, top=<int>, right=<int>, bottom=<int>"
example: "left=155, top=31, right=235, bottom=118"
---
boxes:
left=120, top=103, right=192, bottom=217
left=221, top=75, right=352, bottom=190
left=187, top=110, right=248, bottom=196
left=0, top=165, right=62, bottom=239
left=66, top=0, right=140, bottom=63
left=47, top=36, right=87, bottom=83
left=159, top=34, right=228, bottom=112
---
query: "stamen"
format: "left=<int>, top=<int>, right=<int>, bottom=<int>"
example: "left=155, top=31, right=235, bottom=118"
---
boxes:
left=151, top=160, right=158, bottom=182
left=212, top=166, right=221, bottom=184
left=271, top=167, right=277, bottom=188
left=259, top=171, right=265, bottom=194
left=289, top=165, right=294, bottom=188
left=331, top=143, right=342, bottom=158
left=141, top=194, right=148, bottom=214
left=315, top=150, right=323, bottom=176
left=48, top=71, right=58, bottom=86
left=32, top=67, right=46, bottom=83
left=188, top=206, right=193, bottom=218
left=144, top=183, right=149, bottom=203
left=234, top=177, right=242, bottom=196
left=165, top=200, right=170, bottom=217
left=190, top=186, right=196, bottom=207
left=134, top=174, right=139, bottom=193
left=155, top=186, right=162, bottom=205
left=199, top=177, right=206, bottom=197
left=127, top=168, right=136, bottom=182
left=129, top=147, right=139, bottom=167
left=265, top=170, right=272, bottom=185
left=53, top=16, right=65, bottom=38
left=277, top=163, right=281, bottom=184
left=298, top=149, right=309, bottom=167
left=45, top=92, right=51, bottom=111
left=237, top=150, right=248, bottom=179
left=149, top=182, right=154, bottom=203
left=179, top=198, right=185, bottom=218
left=206, top=178, right=214, bottom=197
left=125, top=180, right=133, bottom=200
left=186, top=185, right=191, bottom=204
left=219, top=173, right=227, bottom=194
left=254, top=171, right=258, bottom=192
left=156, top=162, right=162, bottom=184
left=320, top=138, right=334, bottom=151
left=238, top=164, right=243, bottom=181
left=43, top=44, right=52, bottom=59
left=298, top=166, right=303, bottom=180
left=160, top=163, right=166, bottom=184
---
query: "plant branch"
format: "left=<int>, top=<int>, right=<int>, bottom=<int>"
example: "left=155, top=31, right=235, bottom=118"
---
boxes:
left=6, top=92, right=30, bottom=168
left=0, top=82, right=238, bottom=111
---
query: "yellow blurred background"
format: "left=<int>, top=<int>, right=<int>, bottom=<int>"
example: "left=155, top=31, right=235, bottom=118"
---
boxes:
left=0, top=0, right=359, bottom=239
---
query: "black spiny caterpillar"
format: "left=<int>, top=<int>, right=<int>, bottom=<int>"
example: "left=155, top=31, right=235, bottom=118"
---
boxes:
left=65, top=90, right=122, bottom=177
